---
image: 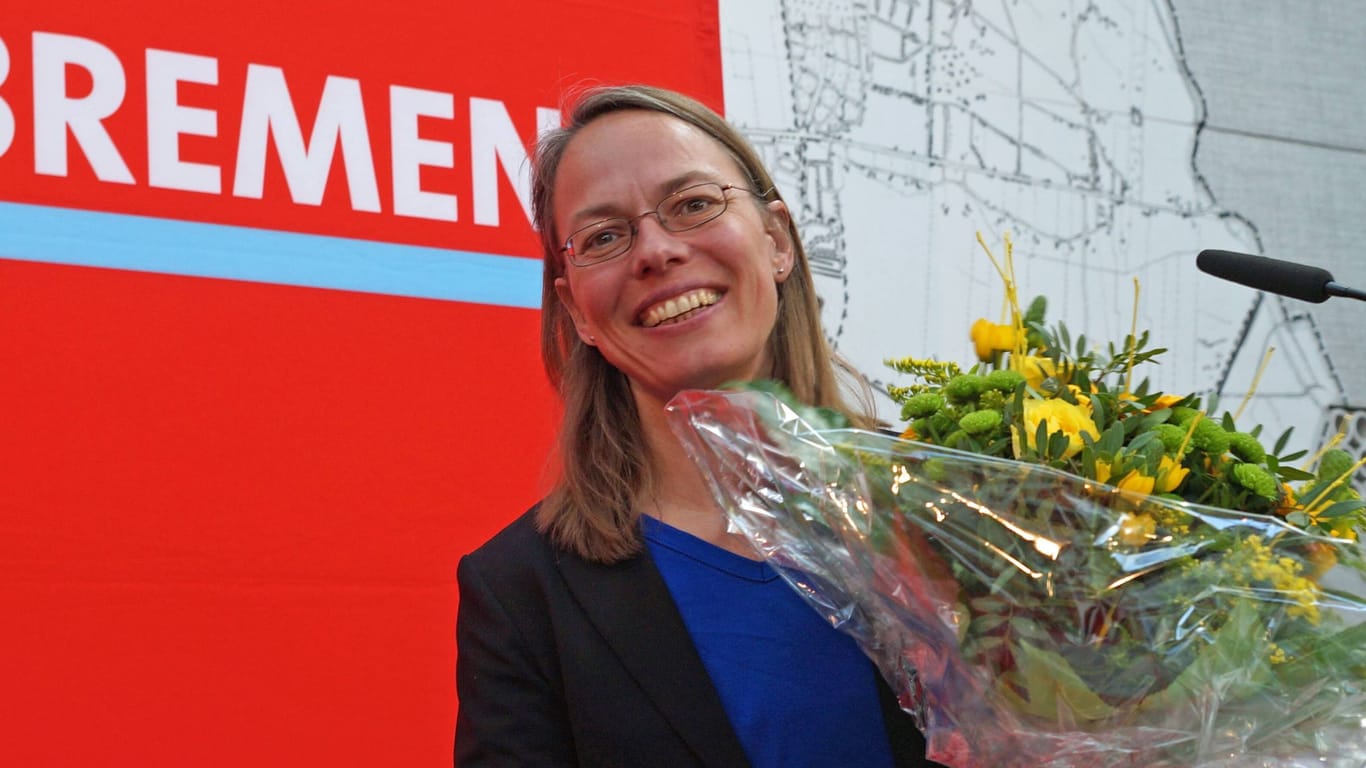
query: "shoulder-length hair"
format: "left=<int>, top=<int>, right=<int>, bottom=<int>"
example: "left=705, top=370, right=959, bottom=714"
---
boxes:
left=532, top=84, right=871, bottom=563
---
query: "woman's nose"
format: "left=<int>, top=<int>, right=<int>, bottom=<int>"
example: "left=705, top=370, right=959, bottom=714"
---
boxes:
left=628, top=215, right=689, bottom=276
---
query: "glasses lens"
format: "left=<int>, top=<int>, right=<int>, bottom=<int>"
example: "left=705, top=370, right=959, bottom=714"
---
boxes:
left=568, top=219, right=632, bottom=265
left=659, top=183, right=728, bottom=231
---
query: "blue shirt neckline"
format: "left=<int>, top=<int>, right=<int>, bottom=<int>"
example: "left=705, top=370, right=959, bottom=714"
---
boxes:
left=640, top=514, right=778, bottom=583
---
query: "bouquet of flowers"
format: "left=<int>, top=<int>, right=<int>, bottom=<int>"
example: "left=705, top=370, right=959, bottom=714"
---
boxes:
left=666, top=237, right=1366, bottom=767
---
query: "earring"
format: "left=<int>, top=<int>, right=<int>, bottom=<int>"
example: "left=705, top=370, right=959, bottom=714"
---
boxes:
left=776, top=267, right=785, bottom=275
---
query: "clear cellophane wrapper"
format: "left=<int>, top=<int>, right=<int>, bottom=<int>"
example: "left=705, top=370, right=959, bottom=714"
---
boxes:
left=667, top=388, right=1366, bottom=768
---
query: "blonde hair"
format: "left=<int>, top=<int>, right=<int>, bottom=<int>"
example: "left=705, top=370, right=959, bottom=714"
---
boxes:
left=533, top=84, right=870, bottom=563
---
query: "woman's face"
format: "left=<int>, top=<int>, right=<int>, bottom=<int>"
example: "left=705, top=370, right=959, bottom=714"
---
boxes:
left=552, top=110, right=794, bottom=407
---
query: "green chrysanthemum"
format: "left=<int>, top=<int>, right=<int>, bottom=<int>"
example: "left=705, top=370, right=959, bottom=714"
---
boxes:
left=1169, top=406, right=1201, bottom=426
left=1188, top=418, right=1232, bottom=456
left=1227, top=432, right=1267, bottom=464
left=959, top=409, right=1003, bottom=435
left=944, top=374, right=986, bottom=403
left=901, top=392, right=946, bottom=420
left=1232, top=462, right=1279, bottom=501
left=984, top=369, right=1026, bottom=394
left=1319, top=449, right=1356, bottom=484
left=1151, top=423, right=1187, bottom=454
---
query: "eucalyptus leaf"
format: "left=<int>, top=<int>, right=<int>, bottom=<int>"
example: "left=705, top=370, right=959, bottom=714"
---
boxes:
left=1002, top=640, right=1118, bottom=721
left=1317, top=499, right=1366, bottom=520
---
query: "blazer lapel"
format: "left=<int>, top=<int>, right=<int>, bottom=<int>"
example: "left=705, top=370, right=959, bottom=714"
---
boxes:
left=556, top=549, right=751, bottom=767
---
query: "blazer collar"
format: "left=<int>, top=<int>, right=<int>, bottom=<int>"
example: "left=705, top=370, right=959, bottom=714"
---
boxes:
left=555, top=546, right=751, bottom=767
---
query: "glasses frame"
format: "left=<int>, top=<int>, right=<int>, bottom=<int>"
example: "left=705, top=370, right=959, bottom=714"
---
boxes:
left=559, top=182, right=768, bottom=267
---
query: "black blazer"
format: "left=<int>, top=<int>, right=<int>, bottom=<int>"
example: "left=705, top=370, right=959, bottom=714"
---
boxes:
left=455, top=509, right=943, bottom=767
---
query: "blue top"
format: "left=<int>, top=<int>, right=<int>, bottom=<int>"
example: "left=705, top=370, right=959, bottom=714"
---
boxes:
left=642, top=516, right=896, bottom=768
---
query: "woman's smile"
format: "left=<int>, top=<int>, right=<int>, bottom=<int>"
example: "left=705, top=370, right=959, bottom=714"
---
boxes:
left=638, top=288, right=723, bottom=328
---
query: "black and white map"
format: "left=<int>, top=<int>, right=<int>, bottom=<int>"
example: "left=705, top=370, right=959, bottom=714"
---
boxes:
left=721, top=0, right=1365, bottom=464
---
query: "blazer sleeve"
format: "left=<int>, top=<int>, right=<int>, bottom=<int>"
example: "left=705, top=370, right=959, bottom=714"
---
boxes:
left=454, top=551, right=576, bottom=767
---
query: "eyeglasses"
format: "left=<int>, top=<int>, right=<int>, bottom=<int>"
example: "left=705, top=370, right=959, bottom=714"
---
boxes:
left=560, top=182, right=768, bottom=267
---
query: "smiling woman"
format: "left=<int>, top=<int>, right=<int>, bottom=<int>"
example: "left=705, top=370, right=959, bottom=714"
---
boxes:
left=550, top=110, right=793, bottom=411
left=453, top=84, right=948, bottom=768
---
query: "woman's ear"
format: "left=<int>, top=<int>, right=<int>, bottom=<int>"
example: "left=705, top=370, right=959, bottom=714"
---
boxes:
left=554, top=276, right=596, bottom=346
left=764, top=200, right=796, bottom=282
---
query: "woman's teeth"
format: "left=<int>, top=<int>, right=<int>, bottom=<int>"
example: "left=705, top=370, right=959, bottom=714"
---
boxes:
left=641, top=289, right=720, bottom=328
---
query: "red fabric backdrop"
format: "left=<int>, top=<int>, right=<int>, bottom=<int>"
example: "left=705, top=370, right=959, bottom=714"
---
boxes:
left=0, top=2, right=722, bottom=765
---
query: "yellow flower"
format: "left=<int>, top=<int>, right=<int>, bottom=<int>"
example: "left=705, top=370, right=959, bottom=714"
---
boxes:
left=970, top=318, right=1023, bottom=362
left=1094, top=459, right=1114, bottom=485
left=1144, top=393, right=1185, bottom=413
left=1115, top=470, right=1156, bottom=497
left=1269, top=643, right=1288, bottom=665
left=1117, top=512, right=1157, bottom=546
left=1329, top=519, right=1358, bottom=541
left=1275, top=482, right=1298, bottom=516
left=1017, top=355, right=1058, bottom=389
left=1096, top=461, right=1160, bottom=503
left=1012, top=398, right=1099, bottom=459
left=1066, top=384, right=1092, bottom=410
left=1241, top=536, right=1322, bottom=624
left=1154, top=455, right=1190, bottom=494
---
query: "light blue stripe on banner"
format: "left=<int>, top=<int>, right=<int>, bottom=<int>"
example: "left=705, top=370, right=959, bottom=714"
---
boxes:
left=0, top=201, right=543, bottom=309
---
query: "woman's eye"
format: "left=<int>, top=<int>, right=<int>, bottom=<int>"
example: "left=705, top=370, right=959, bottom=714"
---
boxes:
left=590, top=231, right=619, bottom=247
left=581, top=224, right=628, bottom=254
left=674, top=196, right=718, bottom=218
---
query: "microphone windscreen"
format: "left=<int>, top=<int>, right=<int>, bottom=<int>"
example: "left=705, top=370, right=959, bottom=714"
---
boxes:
left=1196, top=250, right=1333, bottom=303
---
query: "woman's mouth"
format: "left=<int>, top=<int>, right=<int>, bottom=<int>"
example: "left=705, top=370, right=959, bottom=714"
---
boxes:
left=639, top=289, right=722, bottom=328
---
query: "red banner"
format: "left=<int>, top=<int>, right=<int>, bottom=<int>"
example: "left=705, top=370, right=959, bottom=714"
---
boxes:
left=0, top=1, right=722, bottom=765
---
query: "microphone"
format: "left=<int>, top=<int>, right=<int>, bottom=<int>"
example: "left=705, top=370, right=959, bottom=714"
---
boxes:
left=1196, top=249, right=1366, bottom=303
